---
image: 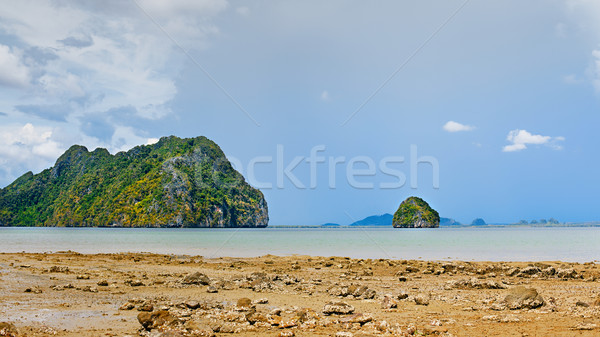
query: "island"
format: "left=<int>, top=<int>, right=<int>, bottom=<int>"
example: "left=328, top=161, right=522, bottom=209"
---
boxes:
left=0, top=136, right=268, bottom=228
left=392, top=196, right=440, bottom=228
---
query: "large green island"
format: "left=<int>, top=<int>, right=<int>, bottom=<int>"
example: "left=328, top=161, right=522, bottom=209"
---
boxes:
left=0, top=136, right=268, bottom=228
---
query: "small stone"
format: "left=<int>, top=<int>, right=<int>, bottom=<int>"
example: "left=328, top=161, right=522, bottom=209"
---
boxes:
left=503, top=286, right=544, bottom=310
left=127, top=280, right=144, bottom=287
left=97, top=280, right=109, bottom=286
left=138, top=302, right=153, bottom=312
left=397, top=291, right=409, bottom=300
left=237, top=298, right=253, bottom=308
left=323, top=301, right=354, bottom=315
left=381, top=294, right=398, bottom=309
left=85, top=286, right=98, bottom=292
left=573, top=323, right=597, bottom=330
left=279, top=331, right=295, bottom=337
left=76, top=274, right=90, bottom=280
left=182, top=272, right=210, bottom=285
left=253, top=298, right=269, bottom=304
left=137, top=310, right=179, bottom=330
left=430, top=319, right=442, bottom=326
left=414, top=293, right=430, bottom=306
left=119, top=302, right=135, bottom=310
left=575, top=301, right=589, bottom=308
left=185, top=300, right=200, bottom=309
left=206, top=286, right=218, bottom=293
left=335, top=332, right=353, bottom=337
left=0, top=322, right=19, bottom=337
left=340, top=313, right=373, bottom=325
left=48, top=266, right=69, bottom=273
left=269, top=308, right=283, bottom=316
left=184, top=320, right=215, bottom=336
left=556, top=268, right=577, bottom=279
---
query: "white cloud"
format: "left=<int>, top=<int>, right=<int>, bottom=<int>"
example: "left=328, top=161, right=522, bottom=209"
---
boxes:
left=0, top=1, right=231, bottom=185
left=321, top=90, right=330, bottom=101
left=502, top=129, right=564, bottom=152
left=0, top=44, right=30, bottom=87
left=563, top=1, right=600, bottom=92
left=443, top=121, right=475, bottom=132
left=0, top=123, right=65, bottom=183
left=146, top=137, right=160, bottom=145
left=0, top=0, right=227, bottom=123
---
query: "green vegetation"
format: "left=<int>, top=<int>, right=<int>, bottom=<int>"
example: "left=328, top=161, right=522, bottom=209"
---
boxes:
left=0, top=136, right=268, bottom=228
left=392, top=196, right=439, bottom=228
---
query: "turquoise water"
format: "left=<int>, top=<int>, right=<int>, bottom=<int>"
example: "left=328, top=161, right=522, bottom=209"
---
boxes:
left=0, top=227, right=598, bottom=262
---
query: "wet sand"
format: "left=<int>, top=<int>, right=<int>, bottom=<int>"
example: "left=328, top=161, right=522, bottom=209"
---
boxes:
left=0, top=252, right=599, bottom=336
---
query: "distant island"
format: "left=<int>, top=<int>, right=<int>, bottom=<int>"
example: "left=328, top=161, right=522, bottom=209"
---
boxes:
left=308, top=203, right=598, bottom=228
left=392, top=196, right=440, bottom=228
left=0, top=136, right=268, bottom=228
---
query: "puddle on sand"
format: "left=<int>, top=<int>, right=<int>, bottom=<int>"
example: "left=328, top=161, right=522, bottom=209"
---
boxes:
left=2, top=308, right=123, bottom=330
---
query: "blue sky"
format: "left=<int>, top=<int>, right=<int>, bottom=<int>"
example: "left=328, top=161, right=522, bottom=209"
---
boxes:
left=0, top=0, right=599, bottom=225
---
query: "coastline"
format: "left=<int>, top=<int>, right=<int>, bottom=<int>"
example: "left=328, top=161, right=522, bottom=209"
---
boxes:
left=1, top=252, right=599, bottom=336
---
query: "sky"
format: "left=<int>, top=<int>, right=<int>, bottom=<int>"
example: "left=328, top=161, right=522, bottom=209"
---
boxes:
left=0, top=0, right=599, bottom=225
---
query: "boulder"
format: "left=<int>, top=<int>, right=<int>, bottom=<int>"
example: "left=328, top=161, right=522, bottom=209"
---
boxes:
left=0, top=322, right=19, bottom=337
left=503, top=286, right=544, bottom=309
left=137, top=310, right=180, bottom=330
left=414, top=293, right=430, bottom=306
left=184, top=320, right=215, bottom=337
left=323, top=301, right=355, bottom=315
left=340, top=313, right=373, bottom=325
left=556, top=268, right=577, bottom=279
left=381, top=294, right=398, bottom=309
left=182, top=272, right=210, bottom=285
left=237, top=297, right=253, bottom=308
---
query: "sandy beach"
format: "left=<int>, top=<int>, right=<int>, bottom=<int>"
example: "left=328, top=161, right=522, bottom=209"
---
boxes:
left=0, top=252, right=599, bottom=336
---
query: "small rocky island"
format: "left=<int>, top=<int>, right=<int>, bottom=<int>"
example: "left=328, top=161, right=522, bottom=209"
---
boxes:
left=392, top=196, right=439, bottom=228
left=0, top=136, right=268, bottom=228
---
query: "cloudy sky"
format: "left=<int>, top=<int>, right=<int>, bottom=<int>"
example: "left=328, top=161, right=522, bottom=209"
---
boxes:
left=1, top=0, right=599, bottom=225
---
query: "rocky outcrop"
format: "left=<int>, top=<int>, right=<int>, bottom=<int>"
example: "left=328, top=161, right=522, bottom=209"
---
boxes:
left=502, top=286, right=544, bottom=310
left=392, top=197, right=439, bottom=228
left=0, top=136, right=268, bottom=228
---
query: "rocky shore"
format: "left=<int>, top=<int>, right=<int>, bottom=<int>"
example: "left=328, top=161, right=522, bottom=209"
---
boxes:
left=0, top=253, right=599, bottom=336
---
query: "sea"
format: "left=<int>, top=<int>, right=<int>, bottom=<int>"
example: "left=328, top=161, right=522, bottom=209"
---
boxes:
left=0, top=227, right=598, bottom=262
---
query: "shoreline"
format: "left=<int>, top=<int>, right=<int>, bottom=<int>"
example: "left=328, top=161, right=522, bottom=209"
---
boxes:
left=1, top=252, right=599, bottom=336
left=1, top=226, right=599, bottom=263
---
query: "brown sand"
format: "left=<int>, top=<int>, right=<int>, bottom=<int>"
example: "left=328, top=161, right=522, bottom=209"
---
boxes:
left=0, top=252, right=599, bottom=336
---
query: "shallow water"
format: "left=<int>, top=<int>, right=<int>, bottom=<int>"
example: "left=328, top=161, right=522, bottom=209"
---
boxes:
left=0, top=227, right=598, bottom=262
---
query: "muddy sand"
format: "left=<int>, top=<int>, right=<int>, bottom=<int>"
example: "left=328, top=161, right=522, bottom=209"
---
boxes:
left=0, top=252, right=599, bottom=336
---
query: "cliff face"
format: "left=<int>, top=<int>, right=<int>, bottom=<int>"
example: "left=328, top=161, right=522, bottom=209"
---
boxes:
left=0, top=136, right=268, bottom=228
left=392, top=196, right=439, bottom=228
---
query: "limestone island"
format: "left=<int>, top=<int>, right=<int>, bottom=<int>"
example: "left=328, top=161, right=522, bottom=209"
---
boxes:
left=392, top=196, right=439, bottom=228
left=0, top=136, right=268, bottom=228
